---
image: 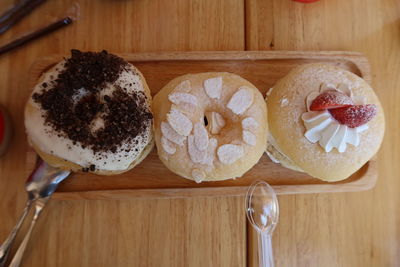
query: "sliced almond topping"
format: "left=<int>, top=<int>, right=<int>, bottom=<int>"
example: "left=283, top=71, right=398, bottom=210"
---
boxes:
left=243, top=130, right=256, bottom=146
left=167, top=109, right=193, bottom=136
left=168, top=92, right=198, bottom=106
left=241, top=117, right=258, bottom=131
left=320, top=83, right=336, bottom=92
left=174, top=80, right=191, bottom=93
left=202, top=138, right=218, bottom=166
left=280, top=98, right=289, bottom=107
left=337, top=83, right=352, bottom=97
left=161, top=122, right=185, bottom=146
left=206, top=111, right=226, bottom=134
left=170, top=104, right=192, bottom=116
left=217, top=144, right=244, bottom=164
left=161, top=136, right=176, bottom=154
left=204, top=77, right=222, bottom=99
left=188, top=135, right=207, bottom=164
left=227, top=86, right=254, bottom=115
left=192, top=169, right=205, bottom=183
left=194, top=122, right=209, bottom=151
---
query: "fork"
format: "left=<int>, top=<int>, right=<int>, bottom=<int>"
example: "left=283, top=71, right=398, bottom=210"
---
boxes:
left=0, top=157, right=70, bottom=267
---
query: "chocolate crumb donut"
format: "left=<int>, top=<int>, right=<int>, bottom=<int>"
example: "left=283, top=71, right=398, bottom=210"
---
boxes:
left=25, top=50, right=154, bottom=175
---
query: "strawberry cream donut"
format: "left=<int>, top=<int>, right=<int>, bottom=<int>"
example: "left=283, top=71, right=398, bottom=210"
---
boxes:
left=266, top=63, right=385, bottom=181
left=153, top=73, right=268, bottom=182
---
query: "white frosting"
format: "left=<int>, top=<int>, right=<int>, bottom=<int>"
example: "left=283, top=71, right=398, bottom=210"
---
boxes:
left=301, top=83, right=368, bottom=153
left=25, top=61, right=152, bottom=171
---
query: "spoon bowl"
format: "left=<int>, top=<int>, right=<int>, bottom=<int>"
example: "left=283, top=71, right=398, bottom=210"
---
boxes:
left=245, top=180, right=279, bottom=267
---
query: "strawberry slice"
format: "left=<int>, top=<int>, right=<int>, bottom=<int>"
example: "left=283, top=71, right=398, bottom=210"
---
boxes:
left=329, top=104, right=377, bottom=128
left=310, top=90, right=354, bottom=111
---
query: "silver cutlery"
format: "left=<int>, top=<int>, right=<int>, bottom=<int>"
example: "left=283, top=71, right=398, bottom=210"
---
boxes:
left=0, top=157, right=70, bottom=267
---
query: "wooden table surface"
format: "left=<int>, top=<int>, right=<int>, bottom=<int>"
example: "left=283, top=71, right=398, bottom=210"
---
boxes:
left=0, top=0, right=398, bottom=266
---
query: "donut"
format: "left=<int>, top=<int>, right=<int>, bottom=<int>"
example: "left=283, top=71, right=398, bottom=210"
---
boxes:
left=153, top=72, right=268, bottom=182
left=266, top=63, right=385, bottom=181
left=25, top=50, right=154, bottom=175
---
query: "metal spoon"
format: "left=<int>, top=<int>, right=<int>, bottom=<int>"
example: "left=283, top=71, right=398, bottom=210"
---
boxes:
left=0, top=157, right=71, bottom=267
left=246, top=180, right=279, bottom=267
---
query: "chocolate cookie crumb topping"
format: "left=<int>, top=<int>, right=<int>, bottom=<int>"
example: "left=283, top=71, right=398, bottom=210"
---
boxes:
left=32, top=50, right=153, bottom=153
left=89, top=164, right=96, bottom=171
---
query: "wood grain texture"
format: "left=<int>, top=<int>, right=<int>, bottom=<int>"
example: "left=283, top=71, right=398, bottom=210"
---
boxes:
left=26, top=51, right=377, bottom=199
left=246, top=0, right=400, bottom=266
left=0, top=0, right=399, bottom=266
left=0, top=0, right=246, bottom=266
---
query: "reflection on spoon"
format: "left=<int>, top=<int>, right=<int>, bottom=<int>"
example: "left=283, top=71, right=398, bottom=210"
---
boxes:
left=246, top=180, right=279, bottom=267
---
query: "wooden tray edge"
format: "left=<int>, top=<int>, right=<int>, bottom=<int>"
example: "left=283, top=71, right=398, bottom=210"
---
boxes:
left=29, top=50, right=371, bottom=81
left=51, top=157, right=377, bottom=200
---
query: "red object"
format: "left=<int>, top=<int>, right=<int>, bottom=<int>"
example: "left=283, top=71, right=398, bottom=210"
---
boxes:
left=329, top=104, right=377, bottom=128
left=293, top=0, right=320, bottom=3
left=310, top=90, right=354, bottom=111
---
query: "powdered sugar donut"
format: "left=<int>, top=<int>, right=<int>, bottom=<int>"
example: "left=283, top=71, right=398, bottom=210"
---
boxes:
left=266, top=63, right=385, bottom=181
left=153, top=72, right=268, bottom=182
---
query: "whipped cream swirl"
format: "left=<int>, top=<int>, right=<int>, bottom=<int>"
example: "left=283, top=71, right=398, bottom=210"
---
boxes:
left=301, top=83, right=368, bottom=153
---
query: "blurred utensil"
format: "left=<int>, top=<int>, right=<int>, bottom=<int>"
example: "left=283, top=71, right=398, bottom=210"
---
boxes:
left=0, top=0, right=46, bottom=34
left=0, top=158, right=70, bottom=267
left=0, top=16, right=72, bottom=56
left=246, top=180, right=279, bottom=267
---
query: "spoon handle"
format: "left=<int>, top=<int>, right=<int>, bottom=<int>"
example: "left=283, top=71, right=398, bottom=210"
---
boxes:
left=9, top=197, right=49, bottom=267
left=0, top=199, right=33, bottom=267
left=258, top=232, right=274, bottom=267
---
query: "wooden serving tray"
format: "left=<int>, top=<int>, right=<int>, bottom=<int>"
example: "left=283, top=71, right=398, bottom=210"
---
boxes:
left=26, top=51, right=377, bottom=199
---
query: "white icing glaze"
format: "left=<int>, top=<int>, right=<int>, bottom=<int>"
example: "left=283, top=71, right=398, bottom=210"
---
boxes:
left=25, top=61, right=152, bottom=171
